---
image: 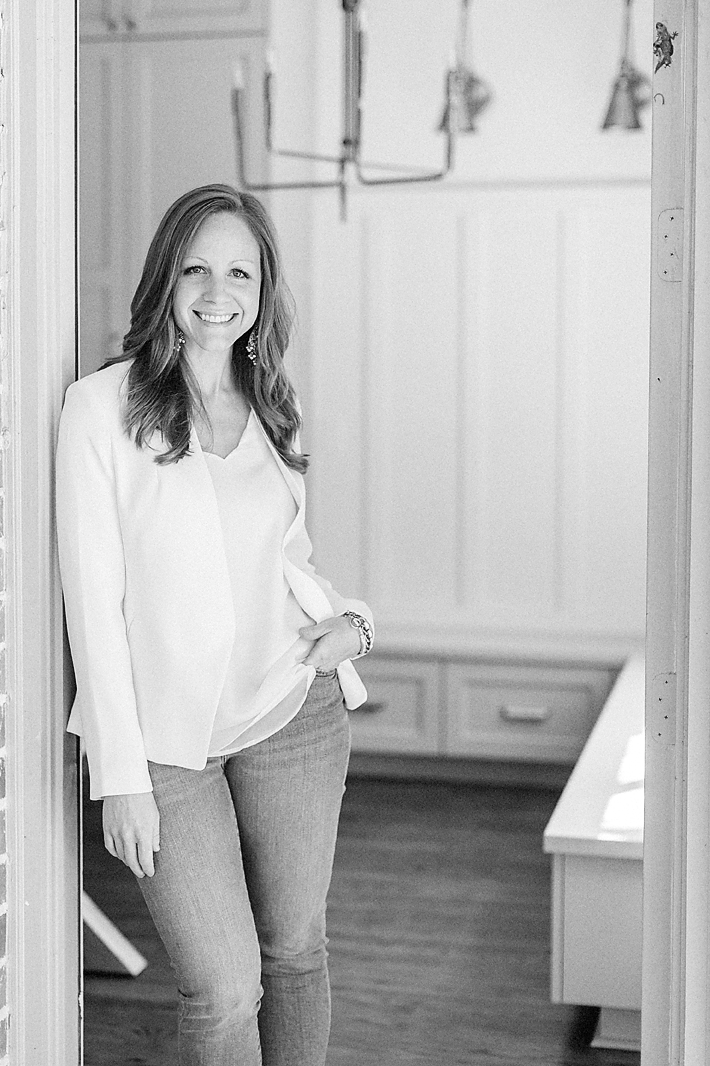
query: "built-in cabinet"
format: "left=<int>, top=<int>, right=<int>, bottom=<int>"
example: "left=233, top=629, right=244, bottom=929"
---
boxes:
left=351, top=652, right=614, bottom=765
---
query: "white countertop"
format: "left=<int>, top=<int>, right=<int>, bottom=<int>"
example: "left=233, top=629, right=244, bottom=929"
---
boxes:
left=544, top=655, right=645, bottom=861
left=368, top=621, right=643, bottom=668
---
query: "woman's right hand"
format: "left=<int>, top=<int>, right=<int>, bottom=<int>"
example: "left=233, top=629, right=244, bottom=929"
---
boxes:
left=102, top=792, right=161, bottom=878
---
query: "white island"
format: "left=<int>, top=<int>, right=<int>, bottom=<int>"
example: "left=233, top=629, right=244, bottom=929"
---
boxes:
left=543, top=655, right=644, bottom=1051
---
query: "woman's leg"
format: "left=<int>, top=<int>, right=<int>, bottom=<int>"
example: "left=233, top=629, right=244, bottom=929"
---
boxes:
left=224, top=672, right=351, bottom=1066
left=137, top=758, right=263, bottom=1066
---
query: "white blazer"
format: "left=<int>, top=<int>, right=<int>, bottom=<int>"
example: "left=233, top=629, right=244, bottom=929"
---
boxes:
left=56, top=362, right=373, bottom=800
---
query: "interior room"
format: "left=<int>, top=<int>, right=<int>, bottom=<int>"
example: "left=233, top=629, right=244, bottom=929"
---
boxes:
left=78, top=0, right=652, bottom=1062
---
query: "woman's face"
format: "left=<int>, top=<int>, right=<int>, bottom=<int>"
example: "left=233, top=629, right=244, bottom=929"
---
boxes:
left=172, top=211, right=262, bottom=359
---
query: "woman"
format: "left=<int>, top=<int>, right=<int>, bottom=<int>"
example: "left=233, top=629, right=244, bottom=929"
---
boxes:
left=56, top=183, right=374, bottom=1066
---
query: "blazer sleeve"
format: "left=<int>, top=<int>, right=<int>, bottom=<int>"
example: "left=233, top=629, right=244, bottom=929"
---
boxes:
left=56, top=381, right=153, bottom=800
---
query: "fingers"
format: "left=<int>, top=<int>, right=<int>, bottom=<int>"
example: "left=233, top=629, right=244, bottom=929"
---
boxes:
left=137, top=836, right=156, bottom=878
left=109, top=834, right=156, bottom=878
left=103, top=834, right=118, bottom=859
left=301, top=616, right=361, bottom=668
left=102, top=793, right=160, bottom=878
left=300, top=619, right=338, bottom=669
left=299, top=619, right=335, bottom=639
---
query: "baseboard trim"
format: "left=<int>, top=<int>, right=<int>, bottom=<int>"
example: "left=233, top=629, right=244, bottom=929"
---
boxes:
left=346, top=753, right=572, bottom=790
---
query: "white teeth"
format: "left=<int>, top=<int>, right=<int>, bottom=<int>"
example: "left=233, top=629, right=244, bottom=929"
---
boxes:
left=195, top=312, right=235, bottom=323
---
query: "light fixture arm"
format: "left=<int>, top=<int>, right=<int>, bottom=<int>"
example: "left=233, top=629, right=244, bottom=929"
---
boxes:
left=231, top=0, right=459, bottom=220
left=620, top=0, right=633, bottom=70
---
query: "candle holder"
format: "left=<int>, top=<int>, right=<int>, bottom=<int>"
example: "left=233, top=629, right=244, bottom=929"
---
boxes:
left=439, top=0, right=492, bottom=133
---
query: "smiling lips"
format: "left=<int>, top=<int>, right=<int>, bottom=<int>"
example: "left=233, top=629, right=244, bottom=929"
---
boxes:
left=194, top=311, right=237, bottom=324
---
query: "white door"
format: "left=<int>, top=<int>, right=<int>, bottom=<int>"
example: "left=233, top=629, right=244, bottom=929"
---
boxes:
left=79, top=33, right=266, bottom=377
left=79, top=40, right=132, bottom=372
left=124, top=34, right=267, bottom=307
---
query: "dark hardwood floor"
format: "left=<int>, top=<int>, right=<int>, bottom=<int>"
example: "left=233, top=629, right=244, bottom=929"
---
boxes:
left=83, top=776, right=640, bottom=1066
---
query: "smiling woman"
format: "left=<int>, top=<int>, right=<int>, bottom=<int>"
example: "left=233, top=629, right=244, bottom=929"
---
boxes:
left=113, top=186, right=304, bottom=471
left=173, top=214, right=261, bottom=355
left=55, top=182, right=375, bottom=1065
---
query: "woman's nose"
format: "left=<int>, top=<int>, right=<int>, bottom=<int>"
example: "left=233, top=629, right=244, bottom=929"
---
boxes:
left=203, top=275, right=228, bottom=302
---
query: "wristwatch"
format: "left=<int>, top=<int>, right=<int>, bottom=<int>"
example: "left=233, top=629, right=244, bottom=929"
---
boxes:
left=342, top=610, right=373, bottom=659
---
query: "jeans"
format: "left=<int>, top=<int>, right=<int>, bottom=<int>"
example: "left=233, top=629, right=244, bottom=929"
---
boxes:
left=137, top=671, right=351, bottom=1066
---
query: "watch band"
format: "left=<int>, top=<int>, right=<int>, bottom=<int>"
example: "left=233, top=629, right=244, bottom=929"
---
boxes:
left=342, top=610, right=373, bottom=658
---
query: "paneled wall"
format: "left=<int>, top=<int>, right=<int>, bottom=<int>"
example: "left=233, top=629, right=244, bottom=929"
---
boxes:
left=274, top=0, right=654, bottom=661
left=307, top=185, right=650, bottom=652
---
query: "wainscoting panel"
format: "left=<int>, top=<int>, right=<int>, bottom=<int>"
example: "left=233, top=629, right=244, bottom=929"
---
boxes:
left=363, top=207, right=462, bottom=611
left=462, top=203, right=562, bottom=618
left=308, top=182, right=650, bottom=652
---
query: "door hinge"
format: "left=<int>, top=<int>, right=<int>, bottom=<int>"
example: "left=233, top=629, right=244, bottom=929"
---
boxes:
left=657, top=208, right=683, bottom=282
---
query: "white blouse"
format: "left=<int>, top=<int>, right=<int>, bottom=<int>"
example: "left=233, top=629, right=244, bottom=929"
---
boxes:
left=202, top=408, right=317, bottom=757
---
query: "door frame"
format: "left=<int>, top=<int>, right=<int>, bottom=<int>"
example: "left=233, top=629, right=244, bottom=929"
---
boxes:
left=643, top=0, right=710, bottom=1061
left=3, top=1, right=80, bottom=1063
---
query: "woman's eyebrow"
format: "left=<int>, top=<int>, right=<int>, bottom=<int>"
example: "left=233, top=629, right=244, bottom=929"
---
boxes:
left=181, top=255, right=258, bottom=265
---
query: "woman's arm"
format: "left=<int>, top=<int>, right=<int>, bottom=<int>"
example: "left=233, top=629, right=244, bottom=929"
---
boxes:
left=56, top=380, right=153, bottom=800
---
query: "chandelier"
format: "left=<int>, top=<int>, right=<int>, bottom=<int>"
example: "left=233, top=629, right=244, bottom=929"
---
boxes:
left=231, top=0, right=461, bottom=220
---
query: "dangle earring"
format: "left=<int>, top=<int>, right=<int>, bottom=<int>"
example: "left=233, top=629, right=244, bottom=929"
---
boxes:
left=173, top=328, right=185, bottom=357
left=246, top=330, right=258, bottom=363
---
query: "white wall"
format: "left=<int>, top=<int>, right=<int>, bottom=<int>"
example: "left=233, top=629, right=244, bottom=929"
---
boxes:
left=267, top=0, right=653, bottom=660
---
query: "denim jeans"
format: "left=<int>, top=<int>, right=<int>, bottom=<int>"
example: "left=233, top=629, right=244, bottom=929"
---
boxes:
left=137, top=671, right=351, bottom=1066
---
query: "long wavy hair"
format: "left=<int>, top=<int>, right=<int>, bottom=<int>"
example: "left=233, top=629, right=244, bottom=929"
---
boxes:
left=109, top=184, right=306, bottom=471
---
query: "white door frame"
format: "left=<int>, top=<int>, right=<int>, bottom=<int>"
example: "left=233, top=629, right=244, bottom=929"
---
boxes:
left=643, top=0, right=710, bottom=1062
left=3, top=1, right=80, bottom=1063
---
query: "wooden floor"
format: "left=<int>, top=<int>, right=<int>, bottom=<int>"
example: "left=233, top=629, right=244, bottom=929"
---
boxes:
left=83, top=776, right=640, bottom=1066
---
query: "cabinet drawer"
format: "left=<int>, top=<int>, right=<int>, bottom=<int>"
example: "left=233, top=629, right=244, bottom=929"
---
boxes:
left=348, top=657, right=440, bottom=755
left=445, top=663, right=613, bottom=763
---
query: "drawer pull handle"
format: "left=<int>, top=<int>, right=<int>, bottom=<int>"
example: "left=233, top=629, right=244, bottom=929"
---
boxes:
left=353, top=701, right=386, bottom=715
left=499, top=704, right=550, bottom=723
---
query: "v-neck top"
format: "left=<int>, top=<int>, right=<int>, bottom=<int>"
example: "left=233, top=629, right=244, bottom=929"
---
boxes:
left=201, top=409, right=316, bottom=756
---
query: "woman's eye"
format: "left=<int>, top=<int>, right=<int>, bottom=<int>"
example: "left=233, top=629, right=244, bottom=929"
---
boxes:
left=231, top=268, right=249, bottom=279
left=183, top=265, right=205, bottom=275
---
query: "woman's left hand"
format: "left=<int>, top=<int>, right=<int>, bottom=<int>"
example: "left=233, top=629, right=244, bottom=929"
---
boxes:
left=299, top=615, right=361, bottom=672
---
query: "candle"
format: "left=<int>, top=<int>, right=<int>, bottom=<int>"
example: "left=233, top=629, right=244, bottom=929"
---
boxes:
left=232, top=62, right=245, bottom=91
